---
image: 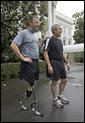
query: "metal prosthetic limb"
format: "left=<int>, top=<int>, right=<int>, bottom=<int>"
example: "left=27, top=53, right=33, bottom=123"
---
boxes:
left=19, top=97, right=28, bottom=110
left=30, top=86, right=43, bottom=117
left=19, top=84, right=43, bottom=117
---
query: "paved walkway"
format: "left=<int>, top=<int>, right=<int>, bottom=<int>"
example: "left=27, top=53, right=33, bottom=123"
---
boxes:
left=1, top=63, right=84, bottom=122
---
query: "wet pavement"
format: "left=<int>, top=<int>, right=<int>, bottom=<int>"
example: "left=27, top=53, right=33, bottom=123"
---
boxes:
left=1, top=63, right=84, bottom=122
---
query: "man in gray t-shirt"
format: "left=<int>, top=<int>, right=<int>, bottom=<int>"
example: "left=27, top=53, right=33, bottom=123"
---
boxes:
left=10, top=15, right=46, bottom=98
left=12, top=29, right=39, bottom=59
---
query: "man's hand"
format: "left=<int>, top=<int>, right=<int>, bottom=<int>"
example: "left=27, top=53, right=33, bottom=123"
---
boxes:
left=43, top=37, right=50, bottom=43
left=23, top=57, right=32, bottom=63
left=66, top=63, right=70, bottom=71
left=48, top=64, right=53, bottom=74
left=39, top=37, right=50, bottom=49
left=42, top=37, right=51, bottom=44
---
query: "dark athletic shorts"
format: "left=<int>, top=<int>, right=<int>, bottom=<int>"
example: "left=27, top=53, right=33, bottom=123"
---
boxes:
left=46, top=59, right=67, bottom=81
left=20, top=59, right=39, bottom=86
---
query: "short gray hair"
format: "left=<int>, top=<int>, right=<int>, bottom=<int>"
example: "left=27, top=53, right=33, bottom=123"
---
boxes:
left=51, top=24, right=60, bottom=33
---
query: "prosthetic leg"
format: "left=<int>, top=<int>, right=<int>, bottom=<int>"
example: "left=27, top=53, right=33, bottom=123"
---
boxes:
left=19, top=83, right=43, bottom=117
left=30, top=86, right=43, bottom=117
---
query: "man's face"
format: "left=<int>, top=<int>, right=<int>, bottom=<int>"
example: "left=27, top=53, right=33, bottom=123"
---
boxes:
left=54, top=25, right=62, bottom=37
left=31, top=18, right=40, bottom=32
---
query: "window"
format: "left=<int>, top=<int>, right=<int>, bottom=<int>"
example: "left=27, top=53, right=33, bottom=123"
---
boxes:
left=69, top=40, right=71, bottom=45
left=69, top=28, right=70, bottom=36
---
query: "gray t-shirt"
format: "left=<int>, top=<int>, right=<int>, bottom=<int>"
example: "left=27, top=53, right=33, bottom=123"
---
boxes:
left=12, top=29, right=39, bottom=59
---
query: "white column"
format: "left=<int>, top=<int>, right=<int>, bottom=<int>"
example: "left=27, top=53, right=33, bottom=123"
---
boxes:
left=65, top=27, right=68, bottom=45
left=52, top=1, right=57, bottom=25
left=52, top=7, right=56, bottom=24
left=48, top=1, right=52, bottom=36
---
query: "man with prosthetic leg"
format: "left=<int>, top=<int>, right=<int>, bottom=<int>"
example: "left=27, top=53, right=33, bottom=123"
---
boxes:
left=10, top=14, right=46, bottom=116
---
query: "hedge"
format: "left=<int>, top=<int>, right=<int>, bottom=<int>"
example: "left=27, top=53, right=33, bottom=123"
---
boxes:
left=75, top=52, right=84, bottom=62
left=1, top=61, right=46, bottom=81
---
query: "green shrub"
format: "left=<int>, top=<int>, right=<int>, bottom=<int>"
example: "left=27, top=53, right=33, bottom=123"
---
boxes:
left=1, top=62, right=20, bottom=81
left=1, top=61, right=46, bottom=81
left=39, top=60, right=46, bottom=73
left=75, top=52, right=84, bottom=62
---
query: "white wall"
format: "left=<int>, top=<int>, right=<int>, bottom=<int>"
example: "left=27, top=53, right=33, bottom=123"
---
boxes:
left=55, top=11, right=74, bottom=45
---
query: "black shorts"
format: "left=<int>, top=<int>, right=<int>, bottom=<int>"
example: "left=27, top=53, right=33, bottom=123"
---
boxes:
left=20, top=59, right=39, bottom=86
left=46, top=59, right=67, bottom=81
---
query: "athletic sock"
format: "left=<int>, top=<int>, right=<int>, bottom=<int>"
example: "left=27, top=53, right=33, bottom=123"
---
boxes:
left=53, top=97, right=58, bottom=101
left=58, top=95, right=63, bottom=98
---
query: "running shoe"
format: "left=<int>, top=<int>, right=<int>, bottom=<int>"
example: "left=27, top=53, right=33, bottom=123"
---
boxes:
left=53, top=99, right=64, bottom=108
left=58, top=95, right=69, bottom=104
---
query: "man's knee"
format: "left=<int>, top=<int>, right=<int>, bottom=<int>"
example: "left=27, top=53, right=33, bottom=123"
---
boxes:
left=62, top=78, right=68, bottom=84
left=51, top=80, right=57, bottom=86
left=27, top=82, right=32, bottom=91
left=26, top=81, right=36, bottom=97
left=26, top=82, right=33, bottom=97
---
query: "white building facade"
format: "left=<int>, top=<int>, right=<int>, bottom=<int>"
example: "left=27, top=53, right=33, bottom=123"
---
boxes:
left=47, top=1, right=74, bottom=45
left=55, top=11, right=73, bottom=45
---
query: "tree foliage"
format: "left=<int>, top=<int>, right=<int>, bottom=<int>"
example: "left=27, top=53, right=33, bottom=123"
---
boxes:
left=72, top=11, right=84, bottom=44
left=1, top=1, right=47, bottom=63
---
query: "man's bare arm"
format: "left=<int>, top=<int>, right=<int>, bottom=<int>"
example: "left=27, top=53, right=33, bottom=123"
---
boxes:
left=43, top=50, right=53, bottom=74
left=10, top=42, right=32, bottom=63
left=39, top=40, right=44, bottom=49
left=63, top=53, right=69, bottom=64
left=63, top=53, right=70, bottom=71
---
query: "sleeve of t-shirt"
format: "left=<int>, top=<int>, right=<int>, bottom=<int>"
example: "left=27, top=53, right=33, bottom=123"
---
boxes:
left=43, top=38, right=50, bottom=51
left=12, top=30, right=24, bottom=46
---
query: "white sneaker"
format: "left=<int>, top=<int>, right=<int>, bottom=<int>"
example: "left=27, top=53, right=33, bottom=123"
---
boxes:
left=58, top=95, right=69, bottom=104
left=53, top=99, right=64, bottom=108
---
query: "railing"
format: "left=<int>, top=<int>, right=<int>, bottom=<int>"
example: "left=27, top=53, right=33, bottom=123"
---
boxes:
left=63, top=43, right=84, bottom=53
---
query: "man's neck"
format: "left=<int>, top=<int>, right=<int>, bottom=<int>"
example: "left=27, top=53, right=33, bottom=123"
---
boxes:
left=29, top=27, right=34, bottom=33
left=53, top=34, right=58, bottom=39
